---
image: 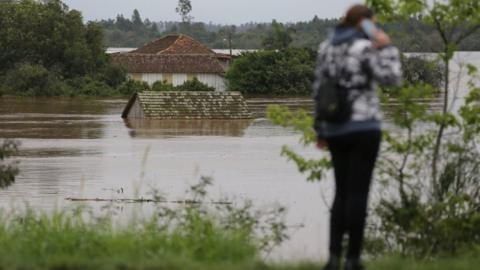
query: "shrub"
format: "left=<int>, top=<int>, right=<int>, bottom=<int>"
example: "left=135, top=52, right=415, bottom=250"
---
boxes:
left=0, top=140, right=18, bottom=189
left=152, top=80, right=176, bottom=91
left=176, top=78, right=215, bottom=91
left=118, top=79, right=150, bottom=96
left=76, top=77, right=116, bottom=97
left=98, top=64, right=127, bottom=88
left=226, top=48, right=316, bottom=96
left=401, top=55, right=444, bottom=88
left=2, top=63, right=69, bottom=96
left=152, top=78, right=215, bottom=92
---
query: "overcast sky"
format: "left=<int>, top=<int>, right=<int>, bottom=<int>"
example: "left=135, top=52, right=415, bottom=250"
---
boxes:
left=63, top=0, right=360, bottom=24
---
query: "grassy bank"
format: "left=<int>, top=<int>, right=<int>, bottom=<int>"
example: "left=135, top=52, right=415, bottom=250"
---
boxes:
left=0, top=207, right=477, bottom=270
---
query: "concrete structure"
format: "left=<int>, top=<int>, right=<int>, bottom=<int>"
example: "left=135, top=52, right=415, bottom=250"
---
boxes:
left=122, top=91, right=252, bottom=119
left=111, top=35, right=230, bottom=91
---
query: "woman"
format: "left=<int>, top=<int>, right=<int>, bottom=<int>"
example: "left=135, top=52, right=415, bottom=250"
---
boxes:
left=313, top=5, right=402, bottom=270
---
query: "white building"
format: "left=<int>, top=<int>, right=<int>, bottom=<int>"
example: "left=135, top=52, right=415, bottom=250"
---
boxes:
left=111, top=35, right=231, bottom=91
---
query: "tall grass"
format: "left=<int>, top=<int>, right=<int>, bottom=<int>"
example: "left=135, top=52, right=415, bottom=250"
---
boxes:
left=0, top=177, right=476, bottom=269
left=0, top=207, right=259, bottom=270
left=0, top=176, right=287, bottom=270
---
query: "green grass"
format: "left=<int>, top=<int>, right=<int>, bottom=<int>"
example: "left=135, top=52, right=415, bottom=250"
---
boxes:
left=0, top=207, right=258, bottom=270
left=0, top=208, right=477, bottom=270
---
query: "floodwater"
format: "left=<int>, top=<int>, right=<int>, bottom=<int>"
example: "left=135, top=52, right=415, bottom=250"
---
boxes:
left=0, top=52, right=478, bottom=262
left=0, top=96, right=332, bottom=261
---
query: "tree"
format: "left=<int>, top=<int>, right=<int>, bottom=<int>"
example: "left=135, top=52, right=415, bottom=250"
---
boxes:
left=226, top=48, right=316, bottom=95
left=0, top=0, right=128, bottom=96
left=131, top=9, right=143, bottom=29
left=176, top=0, right=193, bottom=23
left=367, top=0, right=480, bottom=184
left=262, top=20, right=294, bottom=50
left=218, top=25, right=236, bottom=55
left=267, top=0, right=480, bottom=257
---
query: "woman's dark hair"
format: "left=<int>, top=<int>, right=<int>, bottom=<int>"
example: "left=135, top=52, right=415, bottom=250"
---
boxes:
left=342, top=4, right=374, bottom=27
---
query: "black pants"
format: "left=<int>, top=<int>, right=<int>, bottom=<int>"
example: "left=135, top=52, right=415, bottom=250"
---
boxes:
left=326, top=130, right=381, bottom=260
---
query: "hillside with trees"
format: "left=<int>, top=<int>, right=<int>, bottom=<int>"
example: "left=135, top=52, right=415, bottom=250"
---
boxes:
left=99, top=10, right=480, bottom=52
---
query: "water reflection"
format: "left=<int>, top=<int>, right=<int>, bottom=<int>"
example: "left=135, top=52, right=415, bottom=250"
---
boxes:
left=124, top=119, right=253, bottom=138
left=0, top=97, right=124, bottom=139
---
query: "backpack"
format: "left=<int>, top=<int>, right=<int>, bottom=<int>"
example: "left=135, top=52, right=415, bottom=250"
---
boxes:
left=313, top=41, right=356, bottom=123
left=314, top=69, right=353, bottom=123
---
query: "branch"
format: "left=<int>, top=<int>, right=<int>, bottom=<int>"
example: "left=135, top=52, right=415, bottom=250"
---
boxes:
left=433, top=15, right=449, bottom=45
left=454, top=24, right=480, bottom=45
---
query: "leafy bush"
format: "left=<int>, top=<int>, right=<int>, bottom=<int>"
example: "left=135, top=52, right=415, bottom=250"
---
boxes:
left=401, top=55, right=444, bottom=88
left=118, top=79, right=151, bottom=96
left=226, top=48, right=316, bottom=96
left=2, top=63, right=70, bottom=96
left=152, top=80, right=177, bottom=91
left=76, top=77, right=116, bottom=97
left=0, top=0, right=128, bottom=97
left=176, top=78, right=215, bottom=91
left=370, top=193, right=480, bottom=257
left=0, top=0, right=108, bottom=78
left=152, top=78, right=215, bottom=92
left=98, top=64, right=127, bottom=88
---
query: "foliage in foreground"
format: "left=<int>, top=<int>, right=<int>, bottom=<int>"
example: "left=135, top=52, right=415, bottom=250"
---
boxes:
left=268, top=0, right=480, bottom=258
left=0, top=177, right=288, bottom=269
left=0, top=199, right=477, bottom=270
left=0, top=177, right=478, bottom=270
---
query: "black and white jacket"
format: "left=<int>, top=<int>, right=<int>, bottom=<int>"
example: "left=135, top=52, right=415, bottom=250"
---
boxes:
left=313, top=26, right=402, bottom=139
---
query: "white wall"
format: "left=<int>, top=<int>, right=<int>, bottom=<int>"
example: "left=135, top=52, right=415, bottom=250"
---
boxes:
left=196, top=74, right=226, bottom=92
left=135, top=73, right=226, bottom=92
left=141, top=74, right=164, bottom=85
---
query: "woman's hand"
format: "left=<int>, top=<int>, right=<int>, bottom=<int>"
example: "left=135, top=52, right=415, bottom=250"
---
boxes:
left=317, top=139, right=328, bottom=150
left=373, top=30, right=391, bottom=48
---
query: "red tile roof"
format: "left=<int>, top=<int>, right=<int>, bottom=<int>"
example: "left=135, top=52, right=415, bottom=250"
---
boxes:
left=111, top=53, right=225, bottom=74
left=132, top=34, right=216, bottom=55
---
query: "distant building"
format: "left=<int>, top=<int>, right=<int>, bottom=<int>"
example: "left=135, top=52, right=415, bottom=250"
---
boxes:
left=106, top=48, right=136, bottom=54
left=111, top=35, right=231, bottom=91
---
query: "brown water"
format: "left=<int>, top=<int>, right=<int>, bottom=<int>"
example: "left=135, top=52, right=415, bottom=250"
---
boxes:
left=0, top=96, right=331, bottom=261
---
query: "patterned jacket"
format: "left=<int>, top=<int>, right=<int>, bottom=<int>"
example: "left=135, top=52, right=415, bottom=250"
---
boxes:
left=313, top=26, right=402, bottom=139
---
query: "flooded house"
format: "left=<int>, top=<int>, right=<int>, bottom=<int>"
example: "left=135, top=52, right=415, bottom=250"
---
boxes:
left=111, top=34, right=231, bottom=91
left=121, top=91, right=252, bottom=119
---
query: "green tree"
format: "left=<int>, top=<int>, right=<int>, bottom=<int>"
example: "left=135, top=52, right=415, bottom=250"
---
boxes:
left=0, top=0, right=128, bottom=96
left=366, top=0, right=480, bottom=184
left=226, top=48, right=316, bottom=96
left=176, top=0, right=193, bottom=23
left=132, top=9, right=143, bottom=29
left=267, top=0, right=480, bottom=257
left=262, top=20, right=295, bottom=50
